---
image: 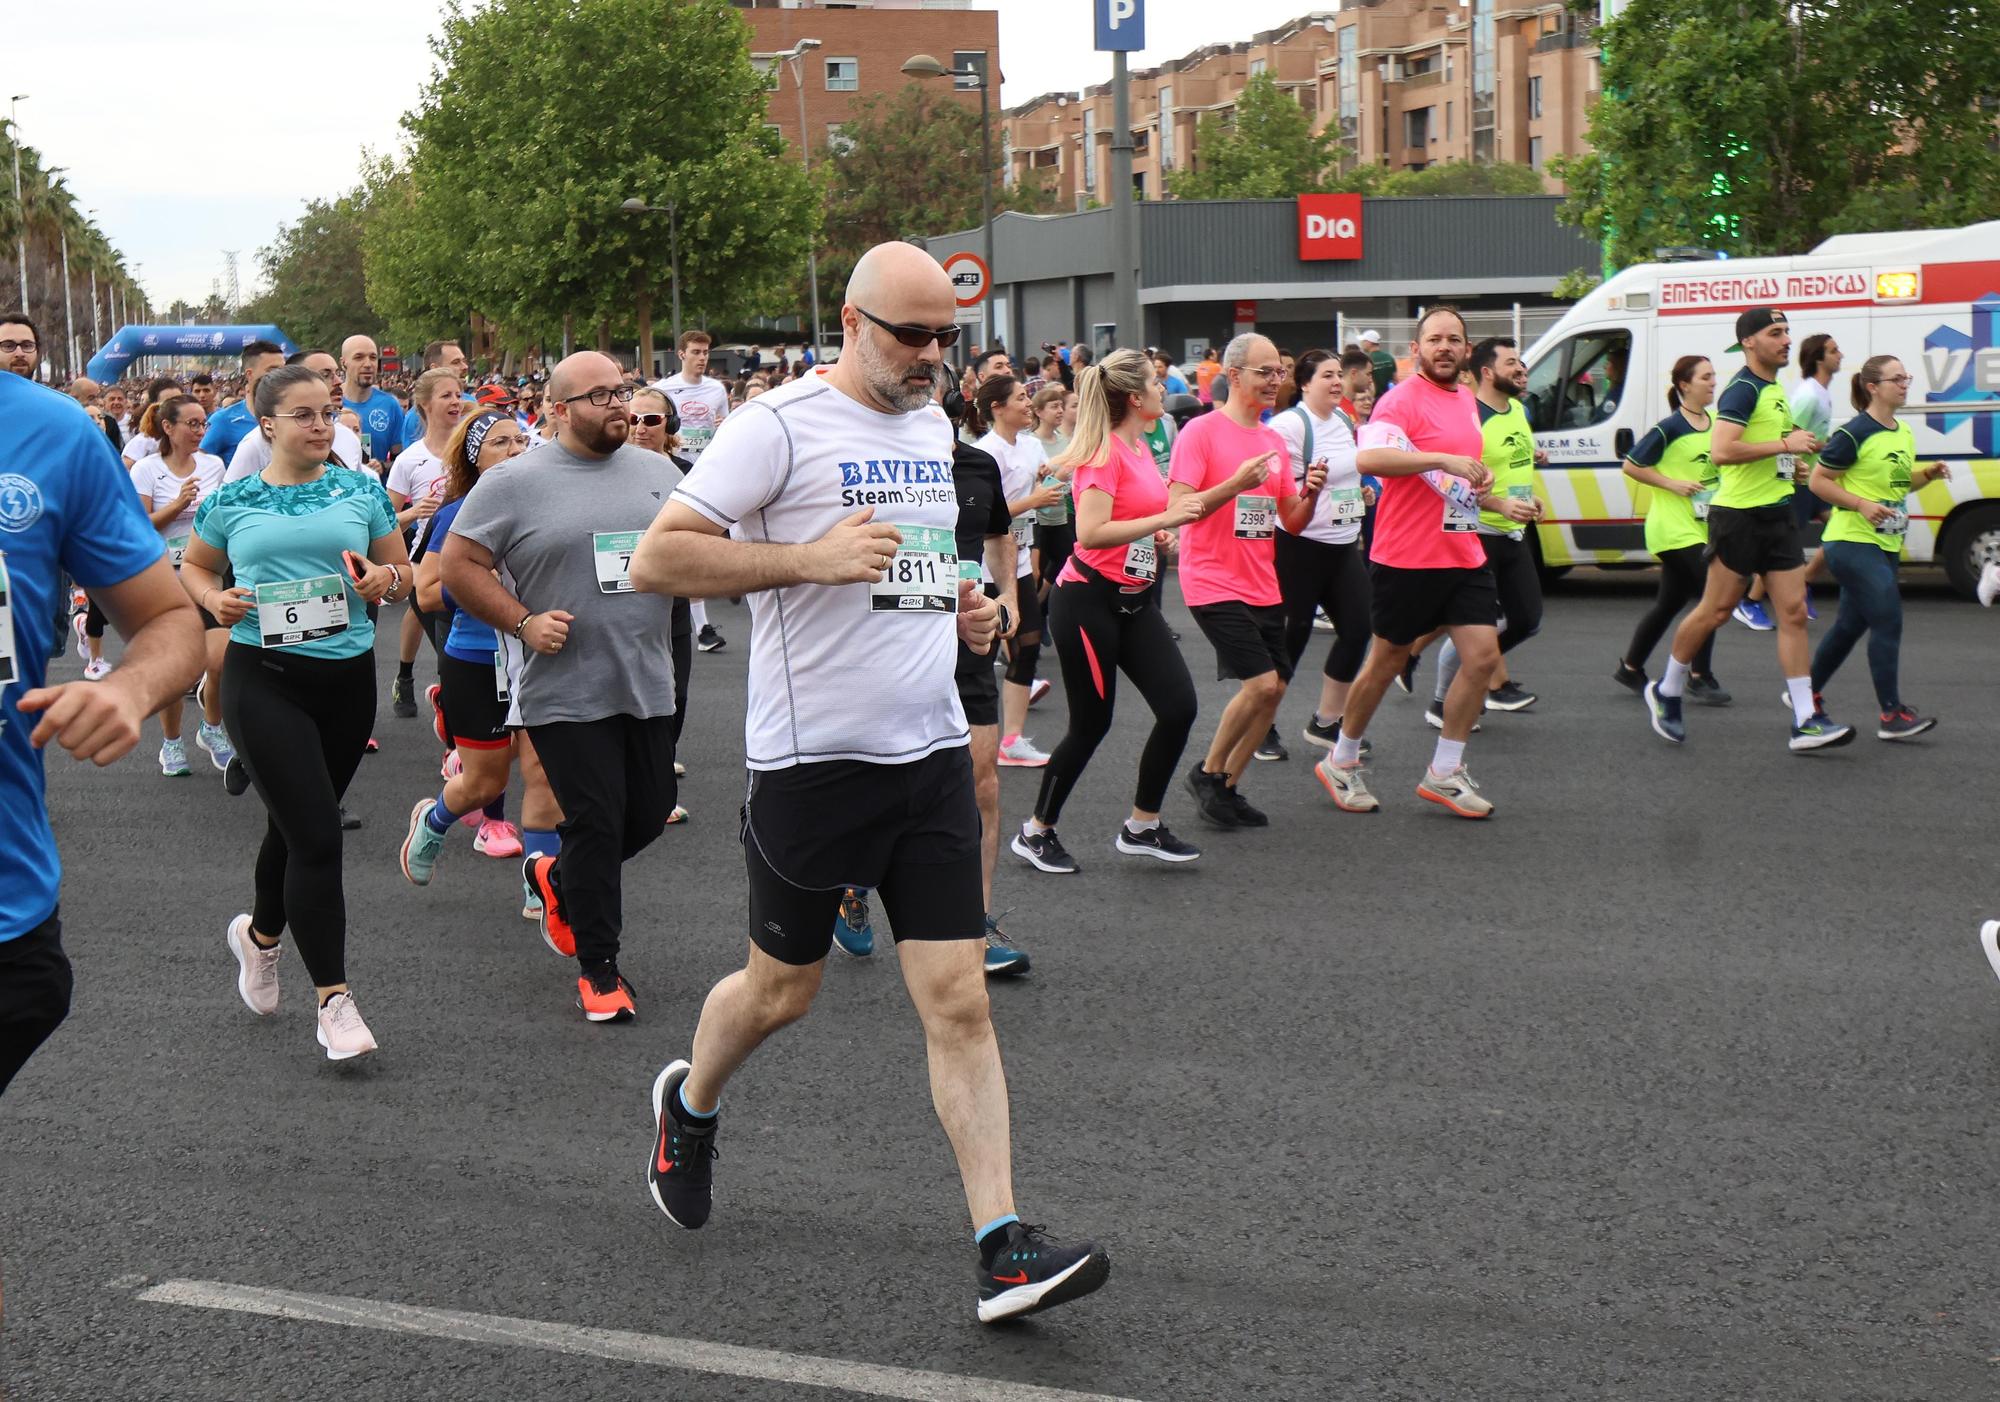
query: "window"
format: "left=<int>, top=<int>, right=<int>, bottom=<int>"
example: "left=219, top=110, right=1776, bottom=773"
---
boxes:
left=1336, top=27, right=1359, bottom=161
left=952, top=51, right=987, bottom=90
left=1523, top=329, right=1632, bottom=433
left=1471, top=0, right=1496, bottom=162
left=824, top=57, right=858, bottom=91
left=1405, top=54, right=1435, bottom=78
left=1159, top=85, right=1175, bottom=168
left=1083, top=109, right=1097, bottom=190
left=753, top=57, right=780, bottom=91
left=1405, top=107, right=1432, bottom=149
left=1249, top=57, right=1267, bottom=78
left=1446, top=101, right=1453, bottom=139
left=1529, top=136, right=1544, bottom=170
left=826, top=124, right=856, bottom=156
left=1033, top=147, right=1060, bottom=169
left=1530, top=76, right=1544, bottom=120
left=1133, top=128, right=1149, bottom=152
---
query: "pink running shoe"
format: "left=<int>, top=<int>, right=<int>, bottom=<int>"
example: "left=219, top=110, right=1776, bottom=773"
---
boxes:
left=474, top=818, right=523, bottom=858
left=440, top=748, right=462, bottom=780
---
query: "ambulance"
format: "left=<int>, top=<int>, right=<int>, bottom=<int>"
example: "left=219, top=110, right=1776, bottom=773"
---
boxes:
left=1519, top=220, right=2000, bottom=596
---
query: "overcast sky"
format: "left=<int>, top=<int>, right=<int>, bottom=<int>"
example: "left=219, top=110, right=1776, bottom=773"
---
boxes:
left=8, top=0, right=1326, bottom=313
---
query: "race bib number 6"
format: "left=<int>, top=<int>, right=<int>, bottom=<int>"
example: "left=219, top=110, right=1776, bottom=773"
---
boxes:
left=593, top=531, right=640, bottom=594
left=870, top=525, right=958, bottom=613
left=255, top=575, right=349, bottom=649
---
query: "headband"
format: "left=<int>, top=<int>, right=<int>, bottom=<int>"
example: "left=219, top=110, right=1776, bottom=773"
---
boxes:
left=463, top=410, right=502, bottom=465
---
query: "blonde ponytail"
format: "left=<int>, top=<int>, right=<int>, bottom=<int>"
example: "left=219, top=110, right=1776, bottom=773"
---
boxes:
left=1050, top=347, right=1151, bottom=474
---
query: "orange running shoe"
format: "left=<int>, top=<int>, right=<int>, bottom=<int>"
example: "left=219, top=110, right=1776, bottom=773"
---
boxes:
left=577, top=967, right=637, bottom=1023
left=521, top=855, right=575, bottom=957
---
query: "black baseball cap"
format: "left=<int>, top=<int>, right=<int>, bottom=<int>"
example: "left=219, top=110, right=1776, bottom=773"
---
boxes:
left=1729, top=307, right=1787, bottom=352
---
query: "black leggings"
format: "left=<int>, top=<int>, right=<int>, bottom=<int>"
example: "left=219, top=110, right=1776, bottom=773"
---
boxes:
left=1033, top=566, right=1198, bottom=825
left=1035, top=521, right=1075, bottom=608
left=1486, top=534, right=1544, bottom=654
left=1625, top=542, right=1717, bottom=674
left=83, top=596, right=107, bottom=641
left=668, top=627, right=692, bottom=748
left=221, top=642, right=376, bottom=988
left=1274, top=531, right=1371, bottom=682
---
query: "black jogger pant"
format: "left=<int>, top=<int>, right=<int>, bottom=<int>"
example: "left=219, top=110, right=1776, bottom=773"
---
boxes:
left=1625, top=542, right=1717, bottom=675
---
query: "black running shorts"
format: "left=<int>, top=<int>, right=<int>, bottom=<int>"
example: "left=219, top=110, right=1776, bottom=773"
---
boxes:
left=1367, top=563, right=1499, bottom=646
left=1189, top=600, right=1293, bottom=682
left=742, top=747, right=984, bottom=965
left=1706, top=502, right=1806, bottom=578
left=0, top=913, right=72, bottom=1098
left=437, top=649, right=512, bottom=750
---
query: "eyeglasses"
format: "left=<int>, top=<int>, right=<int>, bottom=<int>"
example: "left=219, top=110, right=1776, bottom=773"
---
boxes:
left=560, top=384, right=637, bottom=407
left=856, top=307, right=961, bottom=350
left=631, top=412, right=667, bottom=427
left=1880, top=374, right=1913, bottom=386
left=266, top=407, right=340, bottom=427
left=1243, top=366, right=1287, bottom=382
left=0, top=339, right=35, bottom=354
left=177, top=419, right=209, bottom=432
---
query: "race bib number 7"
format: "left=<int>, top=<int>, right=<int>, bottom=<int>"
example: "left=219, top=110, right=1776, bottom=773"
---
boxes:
left=593, top=531, right=640, bottom=594
left=870, top=525, right=958, bottom=613
left=255, top=575, right=349, bottom=649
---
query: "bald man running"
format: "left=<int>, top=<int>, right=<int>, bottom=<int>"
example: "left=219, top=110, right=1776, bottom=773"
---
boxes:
left=441, top=351, right=678, bottom=1023
left=629, top=241, right=1110, bottom=1325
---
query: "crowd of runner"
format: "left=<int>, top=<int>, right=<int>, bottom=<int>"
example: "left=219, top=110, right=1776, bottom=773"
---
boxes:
left=2, top=263, right=1994, bottom=1327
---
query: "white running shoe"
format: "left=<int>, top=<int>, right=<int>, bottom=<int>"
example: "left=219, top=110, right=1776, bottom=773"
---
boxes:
left=226, top=914, right=281, bottom=1016
left=997, top=734, right=1051, bottom=767
left=1416, top=766, right=1494, bottom=819
left=1979, top=563, right=2000, bottom=608
left=1028, top=678, right=1052, bottom=706
left=84, top=658, right=113, bottom=682
left=158, top=738, right=191, bottom=776
left=1981, top=920, right=2000, bottom=984
left=315, top=992, right=378, bottom=1061
left=1314, top=754, right=1378, bottom=813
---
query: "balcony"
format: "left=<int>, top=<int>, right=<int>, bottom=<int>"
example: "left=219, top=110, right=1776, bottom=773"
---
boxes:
left=1404, top=68, right=1442, bottom=89
left=1533, top=28, right=1597, bottom=53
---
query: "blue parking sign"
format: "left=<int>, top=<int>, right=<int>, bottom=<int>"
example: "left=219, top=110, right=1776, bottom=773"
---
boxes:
left=1094, top=0, right=1145, bottom=52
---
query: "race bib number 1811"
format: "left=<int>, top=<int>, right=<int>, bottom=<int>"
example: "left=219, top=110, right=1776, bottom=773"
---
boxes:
left=871, top=525, right=959, bottom=613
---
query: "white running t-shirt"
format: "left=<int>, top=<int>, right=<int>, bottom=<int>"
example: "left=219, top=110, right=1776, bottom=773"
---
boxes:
left=1272, top=403, right=1364, bottom=546
left=673, top=373, right=967, bottom=771
left=654, top=375, right=731, bottom=461
left=972, top=428, right=1045, bottom=580
left=129, top=452, right=227, bottom=544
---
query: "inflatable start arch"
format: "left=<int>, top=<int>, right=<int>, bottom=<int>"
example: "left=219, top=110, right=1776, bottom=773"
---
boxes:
left=86, top=324, right=299, bottom=383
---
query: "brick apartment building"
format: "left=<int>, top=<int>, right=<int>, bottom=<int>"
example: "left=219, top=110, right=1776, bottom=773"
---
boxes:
left=733, top=0, right=1000, bottom=158
left=1003, top=2, right=1599, bottom=207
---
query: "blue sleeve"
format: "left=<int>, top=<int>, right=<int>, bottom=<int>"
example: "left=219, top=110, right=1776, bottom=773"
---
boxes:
left=1818, top=428, right=1859, bottom=470
left=401, top=404, right=424, bottom=448
left=199, top=413, right=228, bottom=458
left=59, top=424, right=165, bottom=589
left=1714, top=377, right=1759, bottom=426
left=1627, top=425, right=1667, bottom=468
left=429, top=498, right=465, bottom=612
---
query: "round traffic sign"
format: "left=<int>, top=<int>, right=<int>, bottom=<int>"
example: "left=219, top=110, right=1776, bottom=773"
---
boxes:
left=943, top=251, right=991, bottom=308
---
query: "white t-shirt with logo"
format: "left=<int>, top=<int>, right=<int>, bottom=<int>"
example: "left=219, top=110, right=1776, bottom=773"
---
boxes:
left=387, top=441, right=452, bottom=549
left=122, top=433, right=159, bottom=464
left=654, top=375, right=731, bottom=460
left=129, top=452, right=227, bottom=547
left=972, top=429, right=1045, bottom=580
left=1272, top=403, right=1364, bottom=546
left=672, top=373, right=966, bottom=771
left=223, top=423, right=363, bottom=483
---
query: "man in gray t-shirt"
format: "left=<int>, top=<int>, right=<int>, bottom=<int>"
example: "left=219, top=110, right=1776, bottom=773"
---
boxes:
left=440, top=351, right=677, bottom=1024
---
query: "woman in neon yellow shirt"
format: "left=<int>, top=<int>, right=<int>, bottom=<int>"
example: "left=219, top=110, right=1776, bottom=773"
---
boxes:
left=1807, top=355, right=1950, bottom=741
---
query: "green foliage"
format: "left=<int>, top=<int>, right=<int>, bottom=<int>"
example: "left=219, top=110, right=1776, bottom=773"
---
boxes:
left=1559, top=0, right=2000, bottom=268
left=1, top=123, right=137, bottom=366
left=820, top=81, right=1056, bottom=299
left=1550, top=268, right=1602, bottom=302
left=1165, top=72, right=1338, bottom=200
left=240, top=189, right=383, bottom=350
left=1377, top=161, right=1546, bottom=197
left=364, top=0, right=817, bottom=341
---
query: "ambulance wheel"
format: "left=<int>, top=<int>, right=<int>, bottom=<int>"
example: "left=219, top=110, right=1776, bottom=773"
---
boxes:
left=1940, top=503, right=2000, bottom=600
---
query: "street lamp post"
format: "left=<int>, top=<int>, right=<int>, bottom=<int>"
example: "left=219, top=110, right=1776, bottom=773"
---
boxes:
left=902, top=54, right=994, bottom=352
left=9, top=95, right=28, bottom=318
left=778, top=40, right=824, bottom=362
left=620, top=197, right=681, bottom=375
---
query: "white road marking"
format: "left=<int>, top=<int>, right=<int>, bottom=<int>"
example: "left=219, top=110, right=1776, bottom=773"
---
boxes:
left=135, top=1278, right=1142, bottom=1402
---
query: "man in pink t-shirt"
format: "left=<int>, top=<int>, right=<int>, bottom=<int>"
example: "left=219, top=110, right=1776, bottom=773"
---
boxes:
left=1168, top=333, right=1326, bottom=828
left=1312, top=307, right=1500, bottom=819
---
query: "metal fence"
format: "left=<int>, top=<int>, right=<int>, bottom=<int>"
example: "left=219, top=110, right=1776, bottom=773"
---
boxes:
left=1332, top=306, right=1568, bottom=352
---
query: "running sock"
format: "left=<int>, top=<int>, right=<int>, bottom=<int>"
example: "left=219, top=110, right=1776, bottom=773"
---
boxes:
left=1125, top=815, right=1160, bottom=834
left=1001, top=733, right=1021, bottom=748
left=483, top=795, right=506, bottom=822
left=1659, top=656, right=1690, bottom=699
left=1785, top=676, right=1816, bottom=724
left=976, top=1213, right=1022, bottom=1264
left=1332, top=733, right=1362, bottom=766
left=674, top=1083, right=719, bottom=1125
left=1023, top=817, right=1052, bottom=836
left=425, top=791, right=460, bottom=834
left=1431, top=737, right=1466, bottom=774
left=523, top=828, right=561, bottom=857
left=398, top=660, right=414, bottom=680
left=1313, top=711, right=1336, bottom=730
left=689, top=599, right=710, bottom=630
left=1432, top=638, right=1461, bottom=705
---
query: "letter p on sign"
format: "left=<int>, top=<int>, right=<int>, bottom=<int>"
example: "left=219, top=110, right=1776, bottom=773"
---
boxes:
left=1297, top=194, right=1363, bottom=261
left=1094, top=0, right=1145, bottom=51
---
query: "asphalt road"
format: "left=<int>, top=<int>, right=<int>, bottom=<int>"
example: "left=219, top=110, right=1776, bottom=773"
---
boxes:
left=5, top=571, right=1999, bottom=1401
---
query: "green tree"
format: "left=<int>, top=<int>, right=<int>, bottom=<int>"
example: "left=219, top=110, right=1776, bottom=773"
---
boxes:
left=821, top=81, right=1056, bottom=301
left=1165, top=72, right=1337, bottom=200
left=1377, top=161, right=1545, bottom=197
left=241, top=188, right=384, bottom=349
left=366, top=0, right=818, bottom=349
left=1554, top=0, right=2000, bottom=267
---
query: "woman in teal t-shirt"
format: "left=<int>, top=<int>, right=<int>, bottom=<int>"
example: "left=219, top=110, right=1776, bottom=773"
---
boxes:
left=1807, top=355, right=1950, bottom=741
left=179, top=365, right=412, bottom=1061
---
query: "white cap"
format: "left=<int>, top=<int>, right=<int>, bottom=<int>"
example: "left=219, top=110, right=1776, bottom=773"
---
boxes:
left=1359, top=329, right=1381, bottom=344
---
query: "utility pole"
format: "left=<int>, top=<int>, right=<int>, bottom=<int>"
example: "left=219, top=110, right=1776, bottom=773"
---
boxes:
left=1110, top=50, right=1139, bottom=353
left=223, top=250, right=241, bottom=313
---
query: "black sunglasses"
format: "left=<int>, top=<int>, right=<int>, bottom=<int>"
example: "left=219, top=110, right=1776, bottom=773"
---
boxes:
left=856, top=306, right=961, bottom=350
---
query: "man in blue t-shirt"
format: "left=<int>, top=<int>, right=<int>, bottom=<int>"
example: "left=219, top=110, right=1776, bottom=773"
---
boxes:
left=340, top=334, right=407, bottom=464
left=199, top=339, right=287, bottom=463
left=1, top=375, right=204, bottom=1097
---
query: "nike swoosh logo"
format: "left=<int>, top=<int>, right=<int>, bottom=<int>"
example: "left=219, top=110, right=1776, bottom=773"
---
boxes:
left=991, top=1270, right=1028, bottom=1286
left=657, top=1142, right=674, bottom=1174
